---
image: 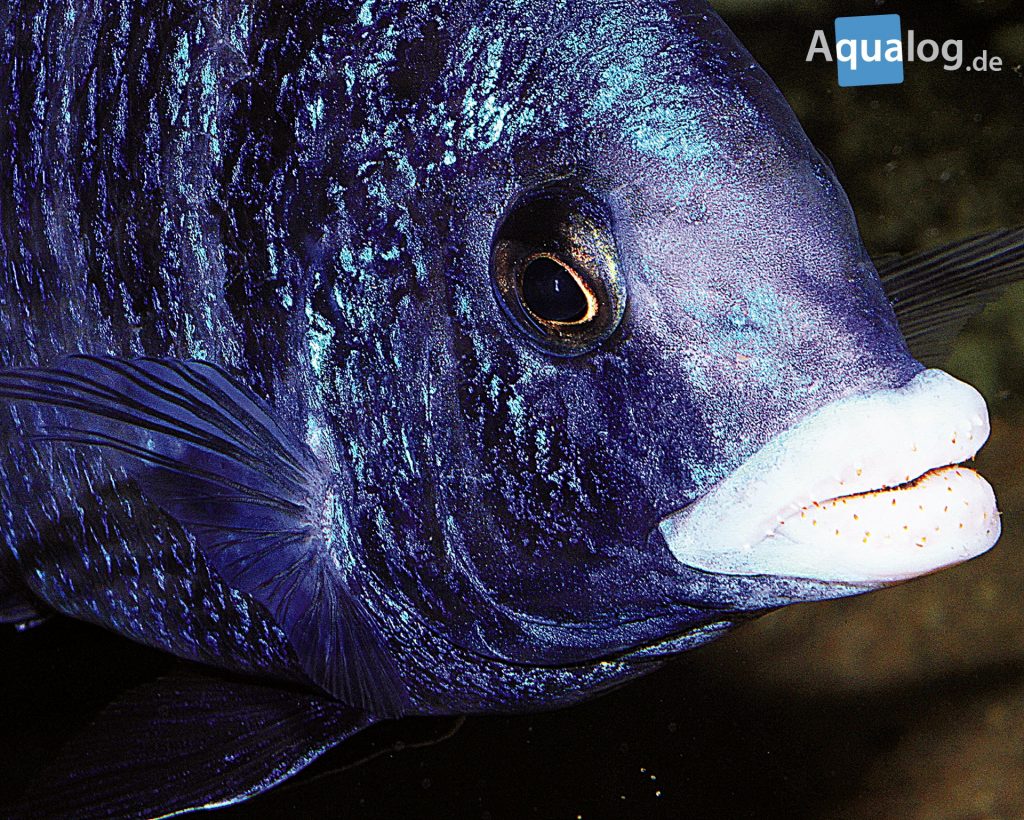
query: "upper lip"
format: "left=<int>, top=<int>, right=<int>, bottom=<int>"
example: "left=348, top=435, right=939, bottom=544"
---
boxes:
left=659, top=369, right=1000, bottom=584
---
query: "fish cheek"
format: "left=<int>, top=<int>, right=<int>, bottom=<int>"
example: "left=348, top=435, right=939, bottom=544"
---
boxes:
left=451, top=351, right=673, bottom=608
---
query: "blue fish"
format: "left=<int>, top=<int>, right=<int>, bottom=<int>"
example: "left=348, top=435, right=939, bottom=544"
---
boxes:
left=1, top=0, right=1022, bottom=815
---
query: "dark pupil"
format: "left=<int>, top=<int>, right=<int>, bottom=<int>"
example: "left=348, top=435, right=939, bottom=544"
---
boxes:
left=520, top=257, right=589, bottom=323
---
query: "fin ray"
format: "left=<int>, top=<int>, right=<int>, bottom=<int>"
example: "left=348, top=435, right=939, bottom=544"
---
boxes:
left=7, top=670, right=372, bottom=820
left=0, top=356, right=409, bottom=716
left=878, top=227, right=1024, bottom=366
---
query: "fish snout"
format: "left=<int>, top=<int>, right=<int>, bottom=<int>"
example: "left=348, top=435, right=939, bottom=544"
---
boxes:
left=659, top=369, right=999, bottom=585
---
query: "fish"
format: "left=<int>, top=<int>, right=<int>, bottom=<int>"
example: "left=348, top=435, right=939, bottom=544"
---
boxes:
left=1, top=0, right=1022, bottom=816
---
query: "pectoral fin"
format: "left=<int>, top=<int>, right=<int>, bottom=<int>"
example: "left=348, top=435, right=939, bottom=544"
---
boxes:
left=7, top=669, right=372, bottom=820
left=0, top=357, right=409, bottom=716
left=878, top=227, right=1024, bottom=366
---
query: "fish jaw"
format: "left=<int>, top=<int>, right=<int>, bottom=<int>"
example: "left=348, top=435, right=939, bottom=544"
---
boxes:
left=660, top=369, right=1000, bottom=585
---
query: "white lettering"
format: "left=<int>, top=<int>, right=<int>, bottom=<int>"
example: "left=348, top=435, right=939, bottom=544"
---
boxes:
left=807, top=29, right=833, bottom=62
left=862, top=39, right=882, bottom=63
left=836, top=38, right=858, bottom=71
left=942, top=39, right=964, bottom=70
left=917, top=39, right=940, bottom=62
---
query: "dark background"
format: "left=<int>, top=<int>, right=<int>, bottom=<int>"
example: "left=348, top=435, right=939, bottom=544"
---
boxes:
left=3, top=1, right=1023, bottom=818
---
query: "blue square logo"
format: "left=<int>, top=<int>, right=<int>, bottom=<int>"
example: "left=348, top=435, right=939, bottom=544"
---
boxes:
left=833, top=14, right=904, bottom=87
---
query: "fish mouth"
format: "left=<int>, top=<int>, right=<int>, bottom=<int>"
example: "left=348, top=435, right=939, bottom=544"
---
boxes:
left=659, top=369, right=1000, bottom=585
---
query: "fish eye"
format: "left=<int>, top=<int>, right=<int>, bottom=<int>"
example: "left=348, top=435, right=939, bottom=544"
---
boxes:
left=491, top=184, right=626, bottom=356
left=519, top=255, right=597, bottom=325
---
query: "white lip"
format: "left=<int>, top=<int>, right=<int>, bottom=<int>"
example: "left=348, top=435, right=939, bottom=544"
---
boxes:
left=659, top=369, right=1000, bottom=584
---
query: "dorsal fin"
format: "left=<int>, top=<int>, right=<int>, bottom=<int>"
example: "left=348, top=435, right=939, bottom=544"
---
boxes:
left=877, top=227, right=1024, bottom=366
left=0, top=356, right=409, bottom=717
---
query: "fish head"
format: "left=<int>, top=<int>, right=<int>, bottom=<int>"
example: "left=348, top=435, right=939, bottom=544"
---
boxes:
left=348, top=2, right=999, bottom=678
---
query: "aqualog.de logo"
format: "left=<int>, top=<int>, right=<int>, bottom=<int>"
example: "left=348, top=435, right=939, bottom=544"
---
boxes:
left=808, top=14, right=1004, bottom=87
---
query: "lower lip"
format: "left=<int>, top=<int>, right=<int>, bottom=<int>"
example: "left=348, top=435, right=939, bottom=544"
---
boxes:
left=770, top=464, right=999, bottom=582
